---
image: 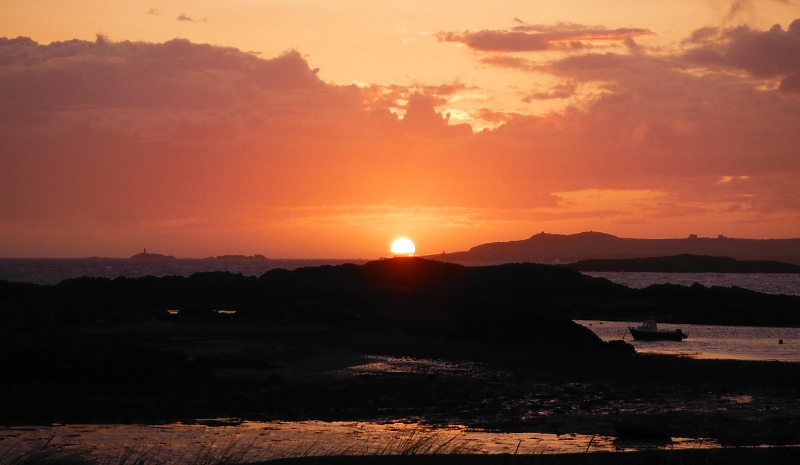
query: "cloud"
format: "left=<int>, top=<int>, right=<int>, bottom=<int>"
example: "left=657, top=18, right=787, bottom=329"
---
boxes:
left=683, top=19, right=800, bottom=92
left=464, top=36, right=800, bottom=225
left=0, top=37, right=474, bottom=231
left=522, top=82, right=577, bottom=101
left=779, top=72, right=800, bottom=92
left=682, top=27, right=720, bottom=45
left=357, top=80, right=475, bottom=114
left=177, top=13, right=208, bottom=22
left=436, top=23, right=654, bottom=52
left=721, top=0, right=793, bottom=26
left=725, top=0, right=756, bottom=23
left=479, top=55, right=538, bottom=71
left=525, top=50, right=800, bottom=175
left=472, top=109, right=520, bottom=125
left=0, top=36, right=326, bottom=122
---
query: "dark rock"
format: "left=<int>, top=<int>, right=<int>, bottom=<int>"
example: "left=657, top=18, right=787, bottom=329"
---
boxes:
left=605, top=339, right=635, bottom=355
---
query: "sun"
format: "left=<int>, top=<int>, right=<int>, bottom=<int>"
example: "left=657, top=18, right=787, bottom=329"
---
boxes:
left=390, top=238, right=416, bottom=256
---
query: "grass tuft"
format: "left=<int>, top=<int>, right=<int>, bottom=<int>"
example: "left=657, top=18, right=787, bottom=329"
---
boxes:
left=0, top=437, right=92, bottom=465
left=5, top=429, right=796, bottom=465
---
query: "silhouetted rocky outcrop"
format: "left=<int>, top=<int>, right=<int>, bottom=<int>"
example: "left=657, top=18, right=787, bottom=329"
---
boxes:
left=2, top=258, right=798, bottom=334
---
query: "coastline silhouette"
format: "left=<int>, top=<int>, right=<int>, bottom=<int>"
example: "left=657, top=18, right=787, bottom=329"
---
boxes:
left=430, top=231, right=800, bottom=265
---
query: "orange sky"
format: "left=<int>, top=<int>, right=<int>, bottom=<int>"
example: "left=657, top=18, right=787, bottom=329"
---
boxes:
left=2, top=1, right=800, bottom=258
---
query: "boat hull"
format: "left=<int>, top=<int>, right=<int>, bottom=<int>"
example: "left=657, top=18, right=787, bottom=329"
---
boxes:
left=628, top=327, right=686, bottom=341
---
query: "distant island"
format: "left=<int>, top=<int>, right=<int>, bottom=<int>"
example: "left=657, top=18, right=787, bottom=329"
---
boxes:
left=206, top=254, right=268, bottom=260
left=566, top=254, right=800, bottom=273
left=428, top=231, right=800, bottom=265
left=130, top=249, right=269, bottom=260
left=130, top=248, right=176, bottom=260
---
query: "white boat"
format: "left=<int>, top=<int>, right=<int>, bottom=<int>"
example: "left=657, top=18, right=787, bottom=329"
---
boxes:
left=628, top=319, right=687, bottom=341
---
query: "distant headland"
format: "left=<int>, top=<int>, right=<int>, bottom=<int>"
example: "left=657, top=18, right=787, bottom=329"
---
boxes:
left=428, top=231, right=800, bottom=265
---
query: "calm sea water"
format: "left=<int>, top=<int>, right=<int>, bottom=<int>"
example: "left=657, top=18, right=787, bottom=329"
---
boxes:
left=2, top=259, right=799, bottom=296
left=0, top=258, right=368, bottom=285
left=585, top=271, right=800, bottom=296
left=577, top=320, right=800, bottom=362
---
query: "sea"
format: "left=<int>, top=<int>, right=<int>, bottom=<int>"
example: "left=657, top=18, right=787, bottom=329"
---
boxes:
left=576, top=320, right=799, bottom=362
left=584, top=271, right=800, bottom=296
left=0, top=258, right=369, bottom=285
left=1, top=258, right=799, bottom=295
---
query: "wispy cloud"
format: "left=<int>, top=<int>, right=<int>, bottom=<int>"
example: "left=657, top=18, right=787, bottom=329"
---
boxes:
left=479, top=55, right=538, bottom=71
left=436, top=23, right=654, bottom=52
left=522, top=82, right=577, bottom=101
left=177, top=13, right=208, bottom=22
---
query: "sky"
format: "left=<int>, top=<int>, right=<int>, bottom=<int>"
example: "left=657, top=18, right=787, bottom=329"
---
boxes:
left=1, top=1, right=800, bottom=258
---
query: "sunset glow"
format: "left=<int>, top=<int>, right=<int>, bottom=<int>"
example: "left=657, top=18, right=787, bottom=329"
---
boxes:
left=1, top=1, right=800, bottom=258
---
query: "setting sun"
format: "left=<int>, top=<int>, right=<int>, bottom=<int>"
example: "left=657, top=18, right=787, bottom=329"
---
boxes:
left=390, top=238, right=416, bottom=256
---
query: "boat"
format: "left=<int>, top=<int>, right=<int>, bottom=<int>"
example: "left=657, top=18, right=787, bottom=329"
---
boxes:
left=628, top=319, right=687, bottom=341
